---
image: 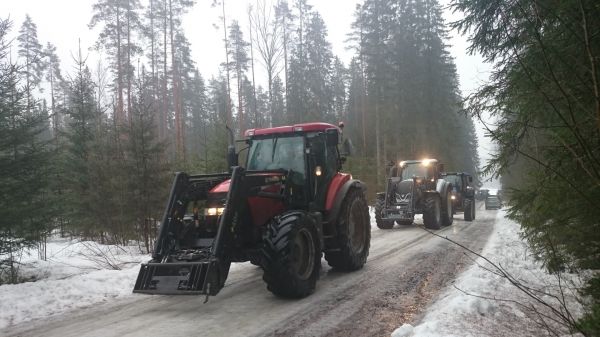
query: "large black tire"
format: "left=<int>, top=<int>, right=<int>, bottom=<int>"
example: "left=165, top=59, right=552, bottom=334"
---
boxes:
left=375, top=194, right=394, bottom=229
left=423, top=195, right=442, bottom=230
left=325, top=188, right=371, bottom=271
left=262, top=211, right=321, bottom=298
left=441, top=190, right=453, bottom=227
left=464, top=199, right=474, bottom=221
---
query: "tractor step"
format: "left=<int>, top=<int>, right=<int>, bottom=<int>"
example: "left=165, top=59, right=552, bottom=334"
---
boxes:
left=133, top=259, right=222, bottom=295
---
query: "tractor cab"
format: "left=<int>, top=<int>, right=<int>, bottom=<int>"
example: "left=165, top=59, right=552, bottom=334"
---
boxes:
left=394, top=159, right=444, bottom=191
left=242, top=123, right=343, bottom=211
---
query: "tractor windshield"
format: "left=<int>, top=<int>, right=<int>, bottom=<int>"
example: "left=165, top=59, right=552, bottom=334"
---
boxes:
left=444, top=175, right=461, bottom=191
left=246, top=136, right=306, bottom=176
left=401, top=163, right=431, bottom=180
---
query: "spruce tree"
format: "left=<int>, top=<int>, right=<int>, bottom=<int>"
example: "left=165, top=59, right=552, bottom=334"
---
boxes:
left=0, top=18, right=52, bottom=282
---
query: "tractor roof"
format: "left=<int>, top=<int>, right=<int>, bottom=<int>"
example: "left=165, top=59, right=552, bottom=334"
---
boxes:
left=400, top=159, right=439, bottom=165
left=244, top=122, right=340, bottom=137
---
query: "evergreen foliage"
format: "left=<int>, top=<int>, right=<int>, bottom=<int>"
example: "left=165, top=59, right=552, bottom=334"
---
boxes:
left=345, top=0, right=480, bottom=189
left=0, top=18, right=53, bottom=282
left=453, top=0, right=600, bottom=333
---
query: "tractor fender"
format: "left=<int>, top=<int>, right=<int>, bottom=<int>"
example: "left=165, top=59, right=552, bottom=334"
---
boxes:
left=326, top=179, right=367, bottom=224
left=436, top=179, right=452, bottom=198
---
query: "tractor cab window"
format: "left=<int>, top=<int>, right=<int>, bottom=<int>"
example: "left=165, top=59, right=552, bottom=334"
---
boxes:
left=444, top=175, right=462, bottom=191
left=246, top=136, right=306, bottom=177
left=401, top=164, right=430, bottom=180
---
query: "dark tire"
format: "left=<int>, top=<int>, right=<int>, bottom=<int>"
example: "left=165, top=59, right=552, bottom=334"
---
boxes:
left=262, top=211, right=321, bottom=298
left=375, top=194, right=394, bottom=229
left=464, top=199, right=474, bottom=221
left=423, top=195, right=442, bottom=230
left=441, top=190, right=453, bottom=227
left=396, top=220, right=413, bottom=226
left=325, top=188, right=371, bottom=271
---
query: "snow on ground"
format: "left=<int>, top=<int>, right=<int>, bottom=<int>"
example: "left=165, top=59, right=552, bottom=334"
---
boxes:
left=0, top=239, right=150, bottom=329
left=392, top=210, right=583, bottom=337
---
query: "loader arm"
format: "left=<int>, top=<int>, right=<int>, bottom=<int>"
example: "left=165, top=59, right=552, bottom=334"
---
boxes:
left=134, top=167, right=290, bottom=296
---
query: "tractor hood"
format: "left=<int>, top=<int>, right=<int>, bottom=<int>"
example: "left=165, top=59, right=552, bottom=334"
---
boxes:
left=210, top=179, right=231, bottom=194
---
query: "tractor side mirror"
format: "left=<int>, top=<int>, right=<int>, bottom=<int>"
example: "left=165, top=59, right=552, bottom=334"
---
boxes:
left=341, top=138, right=354, bottom=157
left=227, top=145, right=238, bottom=168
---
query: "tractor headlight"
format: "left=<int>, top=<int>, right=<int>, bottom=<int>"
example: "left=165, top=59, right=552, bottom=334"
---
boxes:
left=205, top=207, right=225, bottom=216
left=451, top=195, right=456, bottom=200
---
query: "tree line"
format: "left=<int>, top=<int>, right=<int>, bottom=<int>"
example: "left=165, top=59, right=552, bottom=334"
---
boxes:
left=0, top=0, right=479, bottom=282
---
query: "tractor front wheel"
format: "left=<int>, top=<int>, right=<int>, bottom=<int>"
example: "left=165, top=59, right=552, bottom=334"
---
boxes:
left=375, top=194, right=394, bottom=229
left=262, top=211, right=321, bottom=298
left=325, top=188, right=371, bottom=271
left=423, top=195, right=442, bottom=230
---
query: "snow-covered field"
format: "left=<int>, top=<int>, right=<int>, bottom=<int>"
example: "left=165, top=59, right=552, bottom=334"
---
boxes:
left=392, top=210, right=583, bottom=337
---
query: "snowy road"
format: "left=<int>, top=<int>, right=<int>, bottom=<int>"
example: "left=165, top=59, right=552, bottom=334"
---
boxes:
left=4, top=203, right=496, bottom=337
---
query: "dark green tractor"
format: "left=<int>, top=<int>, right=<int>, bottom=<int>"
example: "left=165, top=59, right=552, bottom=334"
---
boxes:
left=375, top=159, right=453, bottom=230
left=441, top=172, right=476, bottom=221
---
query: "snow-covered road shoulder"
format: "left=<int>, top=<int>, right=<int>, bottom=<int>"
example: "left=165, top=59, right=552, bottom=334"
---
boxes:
left=0, top=240, right=149, bottom=329
left=393, top=210, right=582, bottom=337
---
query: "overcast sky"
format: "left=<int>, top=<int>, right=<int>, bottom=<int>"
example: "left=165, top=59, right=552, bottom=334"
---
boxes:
left=0, top=0, right=498, bottom=187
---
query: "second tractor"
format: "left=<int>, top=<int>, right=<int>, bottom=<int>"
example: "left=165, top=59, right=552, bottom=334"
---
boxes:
left=375, top=159, right=453, bottom=230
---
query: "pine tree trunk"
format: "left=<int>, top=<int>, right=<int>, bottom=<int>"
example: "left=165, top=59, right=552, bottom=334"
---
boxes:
left=116, top=5, right=124, bottom=127
left=375, top=85, right=381, bottom=187
left=248, top=7, right=258, bottom=127
left=162, top=0, right=168, bottom=143
left=169, top=0, right=184, bottom=160
left=127, top=0, right=132, bottom=127
left=283, top=14, right=289, bottom=115
left=222, top=0, right=232, bottom=127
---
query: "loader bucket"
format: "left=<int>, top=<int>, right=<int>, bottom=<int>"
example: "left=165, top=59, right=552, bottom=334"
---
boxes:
left=133, top=259, right=226, bottom=295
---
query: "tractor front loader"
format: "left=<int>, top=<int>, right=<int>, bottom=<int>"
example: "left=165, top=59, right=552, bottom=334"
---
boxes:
left=133, top=122, right=371, bottom=299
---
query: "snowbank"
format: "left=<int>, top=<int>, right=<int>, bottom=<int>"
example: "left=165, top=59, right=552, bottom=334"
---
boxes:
left=393, top=210, right=582, bottom=337
left=0, top=239, right=149, bottom=329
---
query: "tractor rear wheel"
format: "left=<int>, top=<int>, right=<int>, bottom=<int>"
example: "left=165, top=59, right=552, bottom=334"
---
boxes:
left=262, top=211, right=321, bottom=298
left=423, top=195, right=442, bottom=230
left=325, top=188, right=371, bottom=271
left=464, top=199, right=474, bottom=221
left=375, top=194, right=394, bottom=229
left=441, top=190, right=454, bottom=227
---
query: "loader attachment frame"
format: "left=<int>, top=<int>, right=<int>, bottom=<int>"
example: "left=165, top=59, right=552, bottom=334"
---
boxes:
left=133, top=166, right=289, bottom=296
left=133, top=167, right=244, bottom=295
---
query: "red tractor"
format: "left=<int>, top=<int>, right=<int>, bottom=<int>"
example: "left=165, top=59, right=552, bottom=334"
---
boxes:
left=134, top=122, right=370, bottom=298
